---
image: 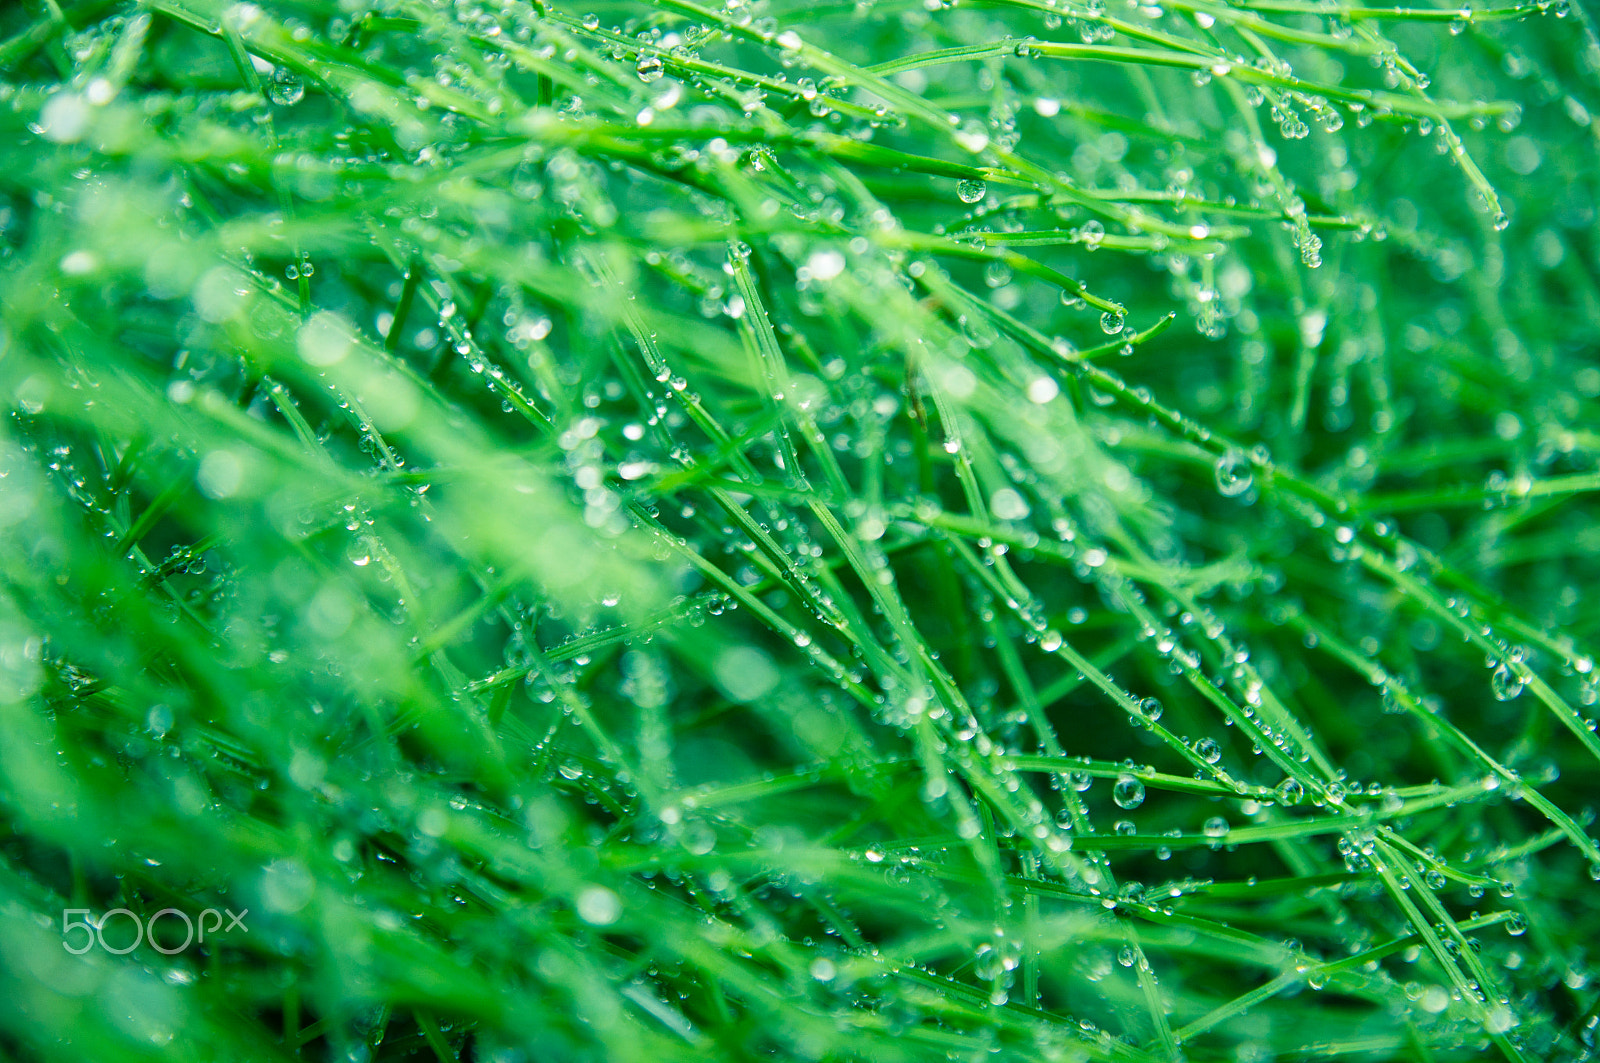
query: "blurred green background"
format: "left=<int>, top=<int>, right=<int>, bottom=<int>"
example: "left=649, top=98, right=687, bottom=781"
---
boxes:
left=2, top=0, right=1599, bottom=1060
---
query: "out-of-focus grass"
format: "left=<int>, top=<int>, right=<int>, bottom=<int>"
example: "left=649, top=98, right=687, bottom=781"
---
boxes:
left=1, top=0, right=1599, bottom=1059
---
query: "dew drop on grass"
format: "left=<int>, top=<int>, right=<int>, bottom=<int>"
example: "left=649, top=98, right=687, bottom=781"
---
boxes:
left=956, top=178, right=987, bottom=204
left=261, top=859, right=315, bottom=913
left=1195, top=737, right=1222, bottom=764
left=1275, top=777, right=1305, bottom=805
left=636, top=55, right=665, bottom=83
left=347, top=540, right=371, bottom=566
left=267, top=69, right=305, bottom=106
left=1137, top=697, right=1163, bottom=723
left=1491, top=664, right=1524, bottom=700
left=1203, top=816, right=1229, bottom=838
left=1214, top=449, right=1253, bottom=496
left=805, top=249, right=845, bottom=281
left=1099, top=310, right=1124, bottom=334
left=147, top=703, right=174, bottom=737
left=1296, top=228, right=1323, bottom=268
left=1113, top=775, right=1146, bottom=809
left=577, top=885, right=621, bottom=925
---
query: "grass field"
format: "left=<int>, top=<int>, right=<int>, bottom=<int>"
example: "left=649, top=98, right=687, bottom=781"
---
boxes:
left=2, top=0, right=1599, bottom=1059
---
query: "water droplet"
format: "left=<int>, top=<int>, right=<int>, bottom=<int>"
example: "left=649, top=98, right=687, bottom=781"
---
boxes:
left=636, top=55, right=665, bottom=83
left=805, top=249, right=845, bottom=282
left=956, top=179, right=987, bottom=204
left=1491, top=664, right=1524, bottom=701
left=1195, top=737, right=1222, bottom=764
left=576, top=885, right=621, bottom=925
left=147, top=704, right=174, bottom=737
left=1275, top=778, right=1305, bottom=806
left=1296, top=228, right=1323, bottom=268
left=261, top=859, right=315, bottom=913
left=266, top=69, right=305, bottom=106
left=1099, top=310, right=1124, bottom=334
left=1113, top=775, right=1146, bottom=809
left=1026, top=376, right=1059, bottom=404
left=1138, top=697, right=1163, bottom=723
left=1203, top=816, right=1229, bottom=838
left=1214, top=450, right=1253, bottom=497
